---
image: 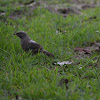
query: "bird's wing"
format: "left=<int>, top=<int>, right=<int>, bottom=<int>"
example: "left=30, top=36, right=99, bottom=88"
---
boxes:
left=28, top=40, right=43, bottom=50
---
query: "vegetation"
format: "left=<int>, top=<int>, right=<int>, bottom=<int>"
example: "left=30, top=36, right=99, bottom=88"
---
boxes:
left=0, top=0, right=100, bottom=100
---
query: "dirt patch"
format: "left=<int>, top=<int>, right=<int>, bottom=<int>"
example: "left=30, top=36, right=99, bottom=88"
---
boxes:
left=9, top=10, right=23, bottom=19
left=74, top=42, right=100, bottom=67
left=7, top=1, right=100, bottom=19
left=74, top=42, right=100, bottom=55
left=8, top=1, right=40, bottom=19
left=46, top=3, right=99, bottom=17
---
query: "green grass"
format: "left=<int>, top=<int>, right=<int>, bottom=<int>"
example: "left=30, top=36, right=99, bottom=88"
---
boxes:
left=0, top=1, right=100, bottom=100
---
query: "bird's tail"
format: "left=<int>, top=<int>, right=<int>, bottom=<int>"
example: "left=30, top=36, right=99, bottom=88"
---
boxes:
left=43, top=50, right=55, bottom=57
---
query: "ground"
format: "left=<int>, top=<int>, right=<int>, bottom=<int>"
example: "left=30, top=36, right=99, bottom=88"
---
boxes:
left=0, top=0, right=100, bottom=100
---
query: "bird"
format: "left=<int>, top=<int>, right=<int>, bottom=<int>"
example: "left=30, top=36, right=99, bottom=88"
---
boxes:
left=13, top=31, right=55, bottom=57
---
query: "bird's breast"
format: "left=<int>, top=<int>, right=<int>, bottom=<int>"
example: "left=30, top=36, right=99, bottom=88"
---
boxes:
left=21, top=40, right=30, bottom=51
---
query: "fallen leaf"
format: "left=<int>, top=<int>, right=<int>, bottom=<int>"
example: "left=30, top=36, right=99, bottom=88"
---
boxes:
left=0, top=13, right=5, bottom=16
left=74, top=47, right=91, bottom=54
left=96, top=31, right=99, bottom=33
left=83, top=48, right=91, bottom=54
left=54, top=61, right=73, bottom=66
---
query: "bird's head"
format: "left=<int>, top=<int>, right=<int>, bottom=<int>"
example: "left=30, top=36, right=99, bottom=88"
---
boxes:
left=13, top=31, right=29, bottom=39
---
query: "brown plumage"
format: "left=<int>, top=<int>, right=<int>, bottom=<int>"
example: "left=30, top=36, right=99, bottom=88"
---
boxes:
left=14, top=31, right=55, bottom=57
